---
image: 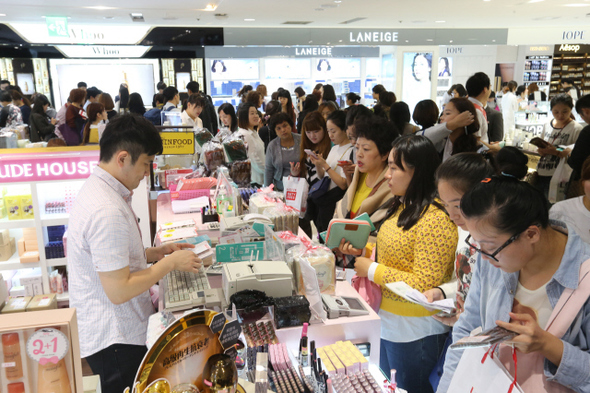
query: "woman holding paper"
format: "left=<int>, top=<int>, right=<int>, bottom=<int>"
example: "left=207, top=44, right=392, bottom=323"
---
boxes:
left=340, top=135, right=457, bottom=393
left=437, top=176, right=590, bottom=392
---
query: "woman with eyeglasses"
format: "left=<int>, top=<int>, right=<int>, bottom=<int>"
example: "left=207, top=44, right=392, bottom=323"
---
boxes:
left=339, top=135, right=457, bottom=393
left=437, top=176, right=590, bottom=392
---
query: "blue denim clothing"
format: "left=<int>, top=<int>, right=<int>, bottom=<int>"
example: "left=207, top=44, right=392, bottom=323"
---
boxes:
left=381, top=334, right=448, bottom=393
left=437, top=221, right=590, bottom=392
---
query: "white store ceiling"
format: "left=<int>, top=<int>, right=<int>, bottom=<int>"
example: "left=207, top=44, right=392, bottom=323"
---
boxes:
left=0, top=0, right=589, bottom=29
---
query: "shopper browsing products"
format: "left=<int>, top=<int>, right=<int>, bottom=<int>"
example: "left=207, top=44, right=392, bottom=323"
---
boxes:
left=68, top=114, right=202, bottom=393
left=437, top=176, right=590, bottom=393
left=340, top=135, right=457, bottom=393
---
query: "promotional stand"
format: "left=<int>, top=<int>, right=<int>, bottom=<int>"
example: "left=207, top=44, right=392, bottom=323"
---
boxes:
left=0, top=147, right=151, bottom=303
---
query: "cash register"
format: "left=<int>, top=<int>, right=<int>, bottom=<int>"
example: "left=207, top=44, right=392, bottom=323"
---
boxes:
left=222, top=261, right=293, bottom=303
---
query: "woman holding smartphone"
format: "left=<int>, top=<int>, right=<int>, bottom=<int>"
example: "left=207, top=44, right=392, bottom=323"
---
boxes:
left=306, top=110, right=353, bottom=232
left=290, top=111, right=332, bottom=236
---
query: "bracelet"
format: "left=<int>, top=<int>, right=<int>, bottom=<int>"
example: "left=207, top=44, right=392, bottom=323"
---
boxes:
left=436, top=286, right=447, bottom=299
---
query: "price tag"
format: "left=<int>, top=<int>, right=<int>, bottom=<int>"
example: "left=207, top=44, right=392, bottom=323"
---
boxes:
left=26, top=328, right=69, bottom=364
left=210, top=313, right=226, bottom=335
left=224, top=346, right=238, bottom=361
left=218, top=320, right=241, bottom=350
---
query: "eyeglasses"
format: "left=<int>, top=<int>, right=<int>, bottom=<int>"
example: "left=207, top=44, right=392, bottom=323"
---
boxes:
left=464, top=232, right=521, bottom=262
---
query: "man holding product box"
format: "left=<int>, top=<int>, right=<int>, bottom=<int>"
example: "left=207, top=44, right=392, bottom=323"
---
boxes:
left=68, top=114, right=202, bottom=393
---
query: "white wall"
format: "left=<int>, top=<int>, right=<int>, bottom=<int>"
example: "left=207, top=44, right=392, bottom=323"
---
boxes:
left=438, top=45, right=497, bottom=88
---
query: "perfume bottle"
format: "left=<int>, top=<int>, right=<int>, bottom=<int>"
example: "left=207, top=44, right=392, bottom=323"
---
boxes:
left=203, top=354, right=238, bottom=393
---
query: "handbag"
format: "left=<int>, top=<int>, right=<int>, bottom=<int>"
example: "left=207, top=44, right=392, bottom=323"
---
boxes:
left=308, top=146, right=353, bottom=201
left=350, top=247, right=381, bottom=312
left=308, top=176, right=331, bottom=201
left=548, top=158, right=573, bottom=203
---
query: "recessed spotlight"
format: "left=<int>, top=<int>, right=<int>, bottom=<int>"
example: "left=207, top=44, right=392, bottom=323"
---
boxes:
left=244, top=18, right=255, bottom=21
left=528, top=0, right=544, bottom=3
left=450, top=40, right=453, bottom=43
left=339, top=39, right=343, bottom=42
left=334, top=0, right=342, bottom=2
left=103, top=16, right=115, bottom=20
left=564, top=3, right=590, bottom=6
left=405, top=40, right=409, bottom=42
left=492, top=39, right=496, bottom=42
left=85, top=6, right=117, bottom=10
left=0, top=13, right=6, bottom=17
left=435, top=20, right=445, bottom=23
left=426, top=38, right=434, bottom=41
left=204, top=3, right=218, bottom=11
left=309, top=40, right=313, bottom=43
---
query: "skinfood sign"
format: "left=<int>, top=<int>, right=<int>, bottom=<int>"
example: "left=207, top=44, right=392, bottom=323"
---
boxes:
left=0, top=150, right=99, bottom=183
left=161, top=132, right=195, bottom=155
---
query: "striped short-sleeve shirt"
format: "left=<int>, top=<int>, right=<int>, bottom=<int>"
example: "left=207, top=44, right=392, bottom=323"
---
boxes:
left=68, top=166, right=153, bottom=358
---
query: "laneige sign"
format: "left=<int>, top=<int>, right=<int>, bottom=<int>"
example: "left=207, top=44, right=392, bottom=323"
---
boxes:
left=349, top=31, right=398, bottom=43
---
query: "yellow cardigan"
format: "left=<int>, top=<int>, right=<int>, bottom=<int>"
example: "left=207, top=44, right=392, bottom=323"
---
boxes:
left=373, top=202, right=458, bottom=317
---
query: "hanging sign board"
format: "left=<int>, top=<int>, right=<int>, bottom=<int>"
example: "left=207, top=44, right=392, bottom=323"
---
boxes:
left=160, top=132, right=195, bottom=155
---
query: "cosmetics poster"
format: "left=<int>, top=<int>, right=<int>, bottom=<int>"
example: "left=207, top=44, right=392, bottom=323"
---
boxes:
left=16, top=73, right=35, bottom=95
left=402, top=52, right=433, bottom=117
left=176, top=72, right=191, bottom=93
left=210, top=59, right=259, bottom=81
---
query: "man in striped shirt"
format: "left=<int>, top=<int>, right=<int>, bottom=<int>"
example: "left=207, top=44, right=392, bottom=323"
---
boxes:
left=68, top=114, right=202, bottom=393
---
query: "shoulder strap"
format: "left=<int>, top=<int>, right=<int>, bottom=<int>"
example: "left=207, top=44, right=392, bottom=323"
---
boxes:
left=545, top=258, right=590, bottom=337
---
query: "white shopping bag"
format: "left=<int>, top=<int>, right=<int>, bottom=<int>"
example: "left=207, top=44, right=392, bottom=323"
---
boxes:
left=283, top=176, right=309, bottom=218
left=549, top=158, right=573, bottom=204
left=447, top=347, right=523, bottom=393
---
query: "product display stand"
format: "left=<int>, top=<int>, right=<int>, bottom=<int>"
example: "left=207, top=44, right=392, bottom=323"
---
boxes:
left=0, top=147, right=151, bottom=302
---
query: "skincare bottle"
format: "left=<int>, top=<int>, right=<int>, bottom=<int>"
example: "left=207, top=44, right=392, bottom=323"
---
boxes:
left=2, top=333, right=23, bottom=380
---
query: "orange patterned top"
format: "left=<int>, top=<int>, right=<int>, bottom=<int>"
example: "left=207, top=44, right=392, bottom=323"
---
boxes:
left=373, top=202, right=457, bottom=317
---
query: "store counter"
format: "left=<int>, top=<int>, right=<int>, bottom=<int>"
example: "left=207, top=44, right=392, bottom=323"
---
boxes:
left=155, top=191, right=382, bottom=364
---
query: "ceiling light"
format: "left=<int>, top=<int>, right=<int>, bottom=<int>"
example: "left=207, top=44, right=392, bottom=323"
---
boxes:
left=204, top=4, right=217, bottom=11
left=0, top=14, right=6, bottom=16
left=426, top=39, right=434, bottom=41
left=564, top=3, right=590, bottom=6
left=130, top=13, right=144, bottom=22
left=103, top=16, right=115, bottom=19
left=244, top=18, right=255, bottom=21
left=435, top=20, right=445, bottom=23
left=334, top=0, right=342, bottom=2
left=528, top=0, right=544, bottom=2
left=85, top=6, right=117, bottom=10
left=450, top=40, right=453, bottom=43
left=315, top=8, right=325, bottom=11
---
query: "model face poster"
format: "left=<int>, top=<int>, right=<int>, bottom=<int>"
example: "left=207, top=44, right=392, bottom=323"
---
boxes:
left=402, top=52, right=433, bottom=116
left=209, top=59, right=259, bottom=80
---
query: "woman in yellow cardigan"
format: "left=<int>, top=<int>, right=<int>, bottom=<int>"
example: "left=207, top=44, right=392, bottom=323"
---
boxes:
left=340, top=135, right=458, bottom=393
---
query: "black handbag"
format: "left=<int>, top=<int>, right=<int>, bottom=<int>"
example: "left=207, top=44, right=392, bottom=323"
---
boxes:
left=307, top=176, right=331, bottom=201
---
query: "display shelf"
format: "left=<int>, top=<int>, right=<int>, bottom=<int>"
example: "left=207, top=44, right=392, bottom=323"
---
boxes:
left=0, top=250, right=40, bottom=270
left=0, top=217, right=36, bottom=229
left=40, top=214, right=69, bottom=226
left=46, top=257, right=67, bottom=267
left=56, top=291, right=69, bottom=302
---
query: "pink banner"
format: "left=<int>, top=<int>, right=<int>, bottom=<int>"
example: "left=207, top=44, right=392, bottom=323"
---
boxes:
left=0, top=150, right=100, bottom=183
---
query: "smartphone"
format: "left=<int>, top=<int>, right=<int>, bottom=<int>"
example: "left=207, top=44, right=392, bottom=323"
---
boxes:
left=304, top=149, right=318, bottom=159
left=337, top=160, right=353, bottom=166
